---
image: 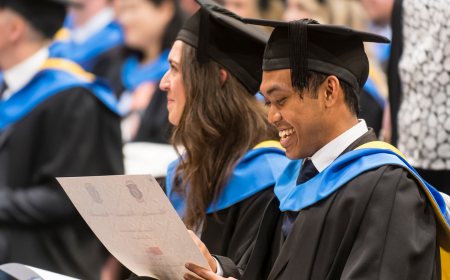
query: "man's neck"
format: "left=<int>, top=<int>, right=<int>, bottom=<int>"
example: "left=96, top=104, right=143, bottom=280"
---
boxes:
left=0, top=42, right=45, bottom=71
left=73, top=1, right=109, bottom=27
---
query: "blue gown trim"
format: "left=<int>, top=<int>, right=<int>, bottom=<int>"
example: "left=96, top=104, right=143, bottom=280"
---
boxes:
left=0, top=59, right=119, bottom=132
left=121, top=49, right=170, bottom=91
left=49, top=21, right=124, bottom=71
left=274, top=146, right=450, bottom=228
left=166, top=145, right=291, bottom=218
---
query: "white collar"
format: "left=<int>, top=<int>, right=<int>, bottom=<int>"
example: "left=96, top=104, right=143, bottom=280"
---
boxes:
left=2, top=47, right=49, bottom=101
left=71, top=7, right=115, bottom=44
left=310, top=120, right=369, bottom=172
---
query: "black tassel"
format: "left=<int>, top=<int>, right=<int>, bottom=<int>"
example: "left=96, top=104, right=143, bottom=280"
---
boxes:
left=288, top=19, right=318, bottom=93
left=197, top=7, right=210, bottom=65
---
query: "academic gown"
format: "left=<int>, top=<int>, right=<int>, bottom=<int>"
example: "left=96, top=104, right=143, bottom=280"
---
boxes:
left=217, top=129, right=441, bottom=280
left=128, top=143, right=291, bottom=279
left=0, top=65, right=124, bottom=280
left=93, top=46, right=173, bottom=144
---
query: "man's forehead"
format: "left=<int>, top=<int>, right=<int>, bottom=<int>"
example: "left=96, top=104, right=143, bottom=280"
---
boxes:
left=261, top=69, right=292, bottom=93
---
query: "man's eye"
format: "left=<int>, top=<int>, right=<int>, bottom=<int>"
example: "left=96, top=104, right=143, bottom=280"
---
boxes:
left=264, top=101, right=271, bottom=107
left=276, top=98, right=286, bottom=105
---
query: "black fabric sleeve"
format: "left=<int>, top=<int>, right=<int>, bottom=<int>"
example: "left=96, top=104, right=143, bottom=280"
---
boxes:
left=2, top=87, right=124, bottom=225
left=214, top=255, right=243, bottom=279
left=341, top=166, right=438, bottom=279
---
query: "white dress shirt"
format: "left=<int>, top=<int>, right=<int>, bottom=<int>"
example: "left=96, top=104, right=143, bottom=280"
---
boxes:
left=71, top=7, right=115, bottom=44
left=213, top=120, right=368, bottom=276
left=1, top=47, right=49, bottom=101
left=310, top=120, right=368, bottom=172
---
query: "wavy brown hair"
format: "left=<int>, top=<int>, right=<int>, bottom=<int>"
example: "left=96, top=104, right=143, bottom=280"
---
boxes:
left=171, top=42, right=279, bottom=232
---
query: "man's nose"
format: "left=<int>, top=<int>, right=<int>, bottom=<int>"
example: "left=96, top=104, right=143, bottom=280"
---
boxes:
left=268, top=107, right=282, bottom=125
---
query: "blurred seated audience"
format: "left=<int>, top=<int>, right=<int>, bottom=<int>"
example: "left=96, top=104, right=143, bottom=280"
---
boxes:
left=49, top=0, right=124, bottom=72
left=283, top=0, right=388, bottom=138
left=224, top=0, right=284, bottom=31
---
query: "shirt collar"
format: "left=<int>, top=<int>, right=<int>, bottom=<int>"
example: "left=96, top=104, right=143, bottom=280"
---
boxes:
left=71, top=7, right=115, bottom=44
left=310, top=120, right=369, bottom=172
left=2, top=47, right=49, bottom=100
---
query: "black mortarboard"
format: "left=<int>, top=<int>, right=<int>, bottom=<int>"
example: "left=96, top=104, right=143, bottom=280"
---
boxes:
left=176, top=0, right=269, bottom=95
left=242, top=18, right=390, bottom=93
left=0, top=0, right=82, bottom=39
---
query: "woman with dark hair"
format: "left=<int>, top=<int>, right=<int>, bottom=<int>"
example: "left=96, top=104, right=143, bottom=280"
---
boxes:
left=129, top=2, right=290, bottom=277
left=149, top=0, right=290, bottom=274
left=95, top=0, right=185, bottom=143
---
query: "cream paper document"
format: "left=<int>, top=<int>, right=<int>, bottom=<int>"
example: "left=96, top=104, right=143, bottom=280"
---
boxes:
left=57, top=175, right=211, bottom=279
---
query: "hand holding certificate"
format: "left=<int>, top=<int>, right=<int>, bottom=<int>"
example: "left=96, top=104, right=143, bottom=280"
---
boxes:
left=57, top=175, right=211, bottom=279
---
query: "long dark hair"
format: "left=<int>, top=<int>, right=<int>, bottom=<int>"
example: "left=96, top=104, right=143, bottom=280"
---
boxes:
left=171, top=43, right=279, bottom=232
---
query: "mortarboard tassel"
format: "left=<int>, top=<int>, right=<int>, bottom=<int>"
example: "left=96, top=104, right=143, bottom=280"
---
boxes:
left=288, top=18, right=318, bottom=93
left=197, top=6, right=210, bottom=65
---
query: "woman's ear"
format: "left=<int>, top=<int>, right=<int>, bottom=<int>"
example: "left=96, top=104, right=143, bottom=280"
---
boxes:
left=220, top=69, right=227, bottom=87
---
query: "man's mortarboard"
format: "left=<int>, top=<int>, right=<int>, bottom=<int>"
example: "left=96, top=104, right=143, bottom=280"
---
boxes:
left=176, top=0, right=269, bottom=95
left=0, top=0, right=82, bottom=39
left=242, top=18, right=390, bottom=93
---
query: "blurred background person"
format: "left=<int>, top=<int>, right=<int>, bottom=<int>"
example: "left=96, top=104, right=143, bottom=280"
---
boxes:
left=360, top=0, right=394, bottom=72
left=180, top=0, right=199, bottom=16
left=96, top=0, right=185, bottom=144
left=283, top=0, right=388, bottom=138
left=49, top=0, right=124, bottom=73
left=388, top=0, right=450, bottom=194
left=0, top=0, right=124, bottom=279
left=224, top=0, right=284, bottom=31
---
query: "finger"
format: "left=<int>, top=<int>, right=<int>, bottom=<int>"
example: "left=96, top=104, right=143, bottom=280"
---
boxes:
left=186, top=263, right=218, bottom=280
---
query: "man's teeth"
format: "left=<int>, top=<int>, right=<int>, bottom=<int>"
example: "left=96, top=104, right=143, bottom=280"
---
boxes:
left=279, top=128, right=295, bottom=139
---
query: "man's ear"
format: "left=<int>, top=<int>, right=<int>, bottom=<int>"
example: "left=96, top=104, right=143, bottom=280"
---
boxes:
left=324, top=76, right=340, bottom=108
left=220, top=69, right=227, bottom=87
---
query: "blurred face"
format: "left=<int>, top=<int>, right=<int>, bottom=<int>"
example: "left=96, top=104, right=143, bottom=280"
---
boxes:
left=224, top=0, right=255, bottom=19
left=360, top=0, right=394, bottom=26
left=0, top=9, right=14, bottom=53
left=261, top=70, right=327, bottom=160
left=160, top=40, right=186, bottom=126
left=116, top=0, right=173, bottom=50
left=283, top=0, right=312, bottom=21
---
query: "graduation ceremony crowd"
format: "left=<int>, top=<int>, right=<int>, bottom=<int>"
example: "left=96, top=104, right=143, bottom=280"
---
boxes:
left=0, top=0, right=449, bottom=279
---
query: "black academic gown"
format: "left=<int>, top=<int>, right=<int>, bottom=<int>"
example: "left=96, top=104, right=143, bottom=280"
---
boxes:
left=128, top=186, right=276, bottom=279
left=217, top=129, right=440, bottom=280
left=0, top=87, right=124, bottom=280
left=93, top=46, right=173, bottom=144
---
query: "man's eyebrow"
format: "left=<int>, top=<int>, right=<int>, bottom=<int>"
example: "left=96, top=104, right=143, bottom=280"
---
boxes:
left=266, top=85, right=281, bottom=95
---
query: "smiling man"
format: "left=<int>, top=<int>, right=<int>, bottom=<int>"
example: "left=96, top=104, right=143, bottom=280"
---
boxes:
left=183, top=19, right=449, bottom=280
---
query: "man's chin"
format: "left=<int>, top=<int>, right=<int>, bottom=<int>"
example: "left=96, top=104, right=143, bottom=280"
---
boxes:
left=285, top=147, right=303, bottom=160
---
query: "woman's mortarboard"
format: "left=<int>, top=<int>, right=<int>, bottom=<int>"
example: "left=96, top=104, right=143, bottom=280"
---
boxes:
left=176, top=0, right=269, bottom=95
left=0, top=0, right=82, bottom=39
left=242, top=18, right=390, bottom=94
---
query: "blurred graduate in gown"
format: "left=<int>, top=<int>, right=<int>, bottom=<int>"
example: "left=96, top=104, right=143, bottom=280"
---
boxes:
left=0, top=0, right=123, bottom=279
left=95, top=0, right=185, bottom=143
left=49, top=0, right=124, bottom=73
